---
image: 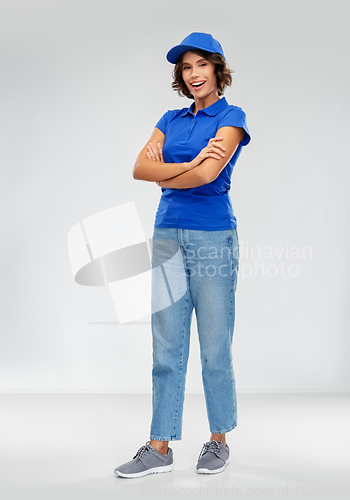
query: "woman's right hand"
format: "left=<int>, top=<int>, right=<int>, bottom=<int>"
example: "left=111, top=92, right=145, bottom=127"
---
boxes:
left=186, top=137, right=226, bottom=170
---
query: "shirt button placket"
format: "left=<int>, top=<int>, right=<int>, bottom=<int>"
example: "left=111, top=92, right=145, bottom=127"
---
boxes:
left=188, top=117, right=196, bottom=136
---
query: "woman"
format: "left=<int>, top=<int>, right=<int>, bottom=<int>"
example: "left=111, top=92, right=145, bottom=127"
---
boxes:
left=114, top=32, right=251, bottom=478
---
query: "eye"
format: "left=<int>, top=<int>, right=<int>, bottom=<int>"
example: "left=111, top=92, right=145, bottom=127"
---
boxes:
left=183, top=66, right=190, bottom=70
left=200, top=63, right=207, bottom=67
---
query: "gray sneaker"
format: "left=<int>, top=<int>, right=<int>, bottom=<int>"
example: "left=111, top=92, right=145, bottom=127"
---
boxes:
left=114, top=440, right=174, bottom=478
left=196, top=440, right=230, bottom=474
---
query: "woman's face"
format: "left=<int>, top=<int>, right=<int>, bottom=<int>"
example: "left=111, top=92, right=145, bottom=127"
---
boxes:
left=181, top=51, right=218, bottom=99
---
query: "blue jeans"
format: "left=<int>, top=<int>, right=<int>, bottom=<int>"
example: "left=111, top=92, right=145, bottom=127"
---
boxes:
left=149, top=227, right=240, bottom=441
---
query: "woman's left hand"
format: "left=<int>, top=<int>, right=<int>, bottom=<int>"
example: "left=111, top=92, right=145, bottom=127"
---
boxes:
left=147, top=142, right=163, bottom=163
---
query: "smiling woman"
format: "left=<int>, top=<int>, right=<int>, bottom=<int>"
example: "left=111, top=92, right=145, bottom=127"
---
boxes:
left=115, top=32, right=252, bottom=480
left=181, top=52, right=219, bottom=101
left=173, top=49, right=233, bottom=99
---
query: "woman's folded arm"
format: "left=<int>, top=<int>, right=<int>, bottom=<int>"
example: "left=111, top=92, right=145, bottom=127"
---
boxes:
left=159, top=126, right=245, bottom=189
left=133, top=127, right=190, bottom=182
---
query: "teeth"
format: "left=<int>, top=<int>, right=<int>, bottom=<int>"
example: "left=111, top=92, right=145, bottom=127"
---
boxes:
left=192, top=81, right=205, bottom=87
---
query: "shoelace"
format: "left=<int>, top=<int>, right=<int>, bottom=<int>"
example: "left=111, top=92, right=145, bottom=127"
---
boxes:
left=133, top=440, right=154, bottom=462
left=198, top=440, right=223, bottom=462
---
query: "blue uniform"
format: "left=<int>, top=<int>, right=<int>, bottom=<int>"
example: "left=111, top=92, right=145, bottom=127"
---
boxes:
left=154, top=97, right=251, bottom=231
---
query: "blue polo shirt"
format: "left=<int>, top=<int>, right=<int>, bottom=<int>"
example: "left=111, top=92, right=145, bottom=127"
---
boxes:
left=154, top=96, right=251, bottom=231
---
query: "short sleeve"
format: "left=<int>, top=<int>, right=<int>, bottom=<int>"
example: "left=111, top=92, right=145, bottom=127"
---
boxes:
left=155, top=111, right=169, bottom=135
left=218, top=108, right=251, bottom=146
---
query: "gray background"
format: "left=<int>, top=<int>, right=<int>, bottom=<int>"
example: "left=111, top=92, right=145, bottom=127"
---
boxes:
left=1, top=0, right=349, bottom=393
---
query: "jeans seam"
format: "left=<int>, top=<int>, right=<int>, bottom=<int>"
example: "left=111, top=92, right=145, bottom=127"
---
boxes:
left=228, top=231, right=237, bottom=429
left=172, top=278, right=188, bottom=438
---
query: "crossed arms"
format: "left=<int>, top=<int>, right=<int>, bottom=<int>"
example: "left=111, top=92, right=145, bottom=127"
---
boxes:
left=133, top=125, right=245, bottom=189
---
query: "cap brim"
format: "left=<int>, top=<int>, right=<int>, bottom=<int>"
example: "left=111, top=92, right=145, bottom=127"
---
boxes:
left=166, top=44, right=209, bottom=64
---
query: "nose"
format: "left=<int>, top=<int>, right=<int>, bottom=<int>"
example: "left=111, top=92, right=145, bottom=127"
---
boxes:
left=190, top=67, right=200, bottom=79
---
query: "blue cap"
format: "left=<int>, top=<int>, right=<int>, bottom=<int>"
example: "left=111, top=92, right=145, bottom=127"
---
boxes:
left=166, top=32, right=226, bottom=64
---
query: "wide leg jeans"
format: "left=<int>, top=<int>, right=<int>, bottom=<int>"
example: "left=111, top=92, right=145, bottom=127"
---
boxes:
left=150, top=227, right=239, bottom=441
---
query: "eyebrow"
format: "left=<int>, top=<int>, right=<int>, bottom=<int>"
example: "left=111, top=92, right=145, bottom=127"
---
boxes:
left=182, top=58, right=207, bottom=66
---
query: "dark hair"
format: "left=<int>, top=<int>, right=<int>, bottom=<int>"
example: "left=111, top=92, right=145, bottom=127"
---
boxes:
left=171, top=49, right=234, bottom=99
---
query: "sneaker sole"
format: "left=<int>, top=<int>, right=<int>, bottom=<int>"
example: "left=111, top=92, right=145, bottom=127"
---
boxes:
left=196, top=458, right=229, bottom=474
left=114, top=463, right=174, bottom=478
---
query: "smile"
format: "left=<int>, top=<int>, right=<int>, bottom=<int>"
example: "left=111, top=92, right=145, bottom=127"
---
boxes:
left=190, top=81, right=206, bottom=90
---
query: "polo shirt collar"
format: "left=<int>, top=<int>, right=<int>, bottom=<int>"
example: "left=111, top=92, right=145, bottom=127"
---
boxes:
left=180, top=97, right=228, bottom=117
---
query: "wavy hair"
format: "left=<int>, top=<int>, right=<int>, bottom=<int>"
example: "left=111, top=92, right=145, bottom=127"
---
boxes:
left=171, top=49, right=234, bottom=99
